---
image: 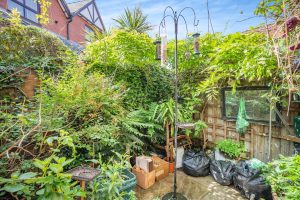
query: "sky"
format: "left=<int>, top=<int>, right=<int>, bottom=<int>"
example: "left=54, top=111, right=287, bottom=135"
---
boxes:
left=96, top=0, right=264, bottom=38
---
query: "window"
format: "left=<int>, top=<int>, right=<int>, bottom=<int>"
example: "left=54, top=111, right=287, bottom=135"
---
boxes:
left=8, top=0, right=39, bottom=23
left=221, top=87, right=278, bottom=123
left=85, top=25, right=94, bottom=42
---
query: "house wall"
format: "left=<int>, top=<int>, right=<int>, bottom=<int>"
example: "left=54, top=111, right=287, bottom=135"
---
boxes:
left=0, top=0, right=7, bottom=9
left=201, top=98, right=300, bottom=162
left=2, top=0, right=92, bottom=44
left=69, top=15, right=90, bottom=44
left=44, top=0, right=68, bottom=38
left=45, top=0, right=92, bottom=44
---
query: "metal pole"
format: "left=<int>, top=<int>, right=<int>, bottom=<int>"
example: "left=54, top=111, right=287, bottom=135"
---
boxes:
left=159, top=7, right=198, bottom=200
left=173, top=12, right=179, bottom=198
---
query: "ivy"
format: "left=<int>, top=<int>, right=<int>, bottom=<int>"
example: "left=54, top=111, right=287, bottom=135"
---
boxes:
left=85, top=29, right=173, bottom=109
left=0, top=11, right=74, bottom=91
left=194, top=32, right=277, bottom=99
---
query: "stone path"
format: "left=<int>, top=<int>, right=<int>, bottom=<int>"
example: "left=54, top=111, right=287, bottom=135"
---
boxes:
left=135, top=170, right=245, bottom=200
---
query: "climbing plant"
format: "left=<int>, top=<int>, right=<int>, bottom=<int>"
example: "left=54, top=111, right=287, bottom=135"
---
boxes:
left=192, top=32, right=277, bottom=100
left=0, top=11, right=73, bottom=93
left=255, top=0, right=300, bottom=111
left=84, top=29, right=173, bottom=109
left=36, top=0, right=51, bottom=25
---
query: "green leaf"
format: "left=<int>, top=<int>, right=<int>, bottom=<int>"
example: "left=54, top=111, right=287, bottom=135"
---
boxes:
left=2, top=183, right=25, bottom=193
left=36, top=188, right=45, bottom=195
left=11, top=171, right=20, bottom=179
left=19, top=172, right=37, bottom=180
left=33, top=159, right=46, bottom=171
left=49, top=163, right=63, bottom=174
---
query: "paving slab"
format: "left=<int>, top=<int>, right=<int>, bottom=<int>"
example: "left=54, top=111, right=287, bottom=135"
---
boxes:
left=135, top=170, right=246, bottom=200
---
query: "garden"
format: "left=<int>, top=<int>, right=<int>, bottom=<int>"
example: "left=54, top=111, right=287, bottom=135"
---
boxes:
left=0, top=0, right=300, bottom=199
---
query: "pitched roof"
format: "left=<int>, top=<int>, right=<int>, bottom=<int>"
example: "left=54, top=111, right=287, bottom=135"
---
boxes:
left=66, top=0, right=93, bottom=14
left=59, top=0, right=106, bottom=31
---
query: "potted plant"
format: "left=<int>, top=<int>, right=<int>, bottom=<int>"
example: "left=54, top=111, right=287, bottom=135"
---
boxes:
left=152, top=99, right=179, bottom=173
left=215, top=139, right=246, bottom=161
left=152, top=98, right=207, bottom=172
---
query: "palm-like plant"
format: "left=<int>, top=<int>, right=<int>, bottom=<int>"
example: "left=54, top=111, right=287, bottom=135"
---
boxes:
left=113, top=7, right=152, bottom=33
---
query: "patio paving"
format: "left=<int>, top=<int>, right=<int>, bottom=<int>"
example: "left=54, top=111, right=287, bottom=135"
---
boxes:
left=135, top=170, right=246, bottom=200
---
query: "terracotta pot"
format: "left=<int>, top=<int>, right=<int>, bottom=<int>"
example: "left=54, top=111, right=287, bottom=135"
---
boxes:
left=169, top=162, right=175, bottom=173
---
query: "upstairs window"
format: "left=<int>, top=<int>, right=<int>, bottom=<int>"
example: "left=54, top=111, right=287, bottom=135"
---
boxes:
left=85, top=25, right=95, bottom=42
left=8, top=0, right=39, bottom=23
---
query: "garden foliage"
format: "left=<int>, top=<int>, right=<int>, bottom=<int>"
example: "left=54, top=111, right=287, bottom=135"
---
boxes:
left=262, top=155, right=300, bottom=200
left=216, top=139, right=246, bottom=159
left=85, top=29, right=173, bottom=109
left=0, top=2, right=296, bottom=199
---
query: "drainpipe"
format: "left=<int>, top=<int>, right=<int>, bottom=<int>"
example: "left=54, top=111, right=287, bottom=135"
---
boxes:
left=66, top=17, right=72, bottom=40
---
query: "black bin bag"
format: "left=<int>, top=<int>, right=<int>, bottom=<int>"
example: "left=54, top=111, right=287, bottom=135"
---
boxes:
left=243, top=172, right=272, bottom=200
left=233, top=161, right=256, bottom=194
left=182, top=150, right=210, bottom=177
left=233, top=161, right=272, bottom=200
left=210, top=160, right=235, bottom=186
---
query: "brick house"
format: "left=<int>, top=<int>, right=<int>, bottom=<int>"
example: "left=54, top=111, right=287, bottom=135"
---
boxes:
left=0, top=0, right=105, bottom=45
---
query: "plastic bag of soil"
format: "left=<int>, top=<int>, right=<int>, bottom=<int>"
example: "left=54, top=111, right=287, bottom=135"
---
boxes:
left=210, top=160, right=235, bottom=186
left=233, top=161, right=272, bottom=200
left=182, top=150, right=210, bottom=177
left=233, top=161, right=257, bottom=194
left=243, top=172, right=272, bottom=200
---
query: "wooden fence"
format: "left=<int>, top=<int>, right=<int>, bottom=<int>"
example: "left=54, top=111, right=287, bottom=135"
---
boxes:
left=201, top=99, right=300, bottom=162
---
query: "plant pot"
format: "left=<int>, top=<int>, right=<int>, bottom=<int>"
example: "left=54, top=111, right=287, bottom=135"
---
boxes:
left=169, top=162, right=175, bottom=173
left=272, top=192, right=279, bottom=200
left=214, top=149, right=238, bottom=163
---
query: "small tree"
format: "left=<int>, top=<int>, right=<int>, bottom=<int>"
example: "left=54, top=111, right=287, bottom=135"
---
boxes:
left=113, top=7, right=152, bottom=33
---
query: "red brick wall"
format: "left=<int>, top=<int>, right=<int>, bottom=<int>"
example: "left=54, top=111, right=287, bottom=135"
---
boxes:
left=45, top=0, right=91, bottom=44
left=44, top=0, right=68, bottom=38
left=3, top=0, right=91, bottom=44
left=0, top=0, right=7, bottom=9
left=69, top=15, right=91, bottom=44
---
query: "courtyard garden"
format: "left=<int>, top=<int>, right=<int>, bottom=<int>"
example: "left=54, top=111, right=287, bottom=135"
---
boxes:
left=0, top=0, right=300, bottom=199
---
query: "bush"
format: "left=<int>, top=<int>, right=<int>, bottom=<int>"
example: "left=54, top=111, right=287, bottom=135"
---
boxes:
left=0, top=11, right=70, bottom=66
left=262, top=155, right=300, bottom=200
left=0, top=11, right=75, bottom=95
left=89, top=153, right=136, bottom=200
left=84, top=29, right=173, bottom=109
left=216, top=139, right=245, bottom=159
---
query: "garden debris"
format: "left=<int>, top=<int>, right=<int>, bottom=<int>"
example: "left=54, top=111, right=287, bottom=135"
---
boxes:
left=136, top=156, right=154, bottom=173
left=210, top=160, right=235, bottom=186
left=182, top=150, right=210, bottom=177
